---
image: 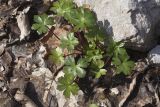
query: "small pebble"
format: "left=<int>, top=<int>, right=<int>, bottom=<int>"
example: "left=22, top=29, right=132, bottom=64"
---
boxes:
left=0, top=65, right=5, bottom=72
left=110, top=88, right=119, bottom=95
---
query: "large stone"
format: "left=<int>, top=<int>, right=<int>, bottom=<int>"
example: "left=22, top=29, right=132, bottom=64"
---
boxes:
left=74, top=0, right=160, bottom=51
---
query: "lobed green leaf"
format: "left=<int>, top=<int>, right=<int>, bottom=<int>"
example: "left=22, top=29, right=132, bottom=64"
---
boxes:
left=49, top=47, right=64, bottom=65
left=60, top=33, right=79, bottom=52
left=57, top=73, right=79, bottom=98
left=32, top=13, right=54, bottom=34
left=64, top=57, right=88, bottom=78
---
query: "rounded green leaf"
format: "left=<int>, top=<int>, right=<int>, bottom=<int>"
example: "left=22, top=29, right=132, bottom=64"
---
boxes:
left=76, top=67, right=86, bottom=78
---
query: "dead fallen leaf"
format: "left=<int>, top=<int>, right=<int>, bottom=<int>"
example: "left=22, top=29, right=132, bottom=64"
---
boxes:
left=17, top=6, right=31, bottom=40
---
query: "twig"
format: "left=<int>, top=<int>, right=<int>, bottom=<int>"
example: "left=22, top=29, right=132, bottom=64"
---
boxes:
left=64, top=51, right=82, bottom=57
left=52, top=32, right=61, bottom=40
left=41, top=26, right=60, bottom=44
left=54, top=65, right=64, bottom=77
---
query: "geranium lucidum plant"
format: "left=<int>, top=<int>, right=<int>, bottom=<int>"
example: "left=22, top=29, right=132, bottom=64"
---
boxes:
left=32, top=0, right=135, bottom=98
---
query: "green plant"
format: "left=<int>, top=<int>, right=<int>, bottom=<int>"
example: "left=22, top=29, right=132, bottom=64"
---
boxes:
left=50, top=0, right=75, bottom=18
left=85, top=46, right=103, bottom=62
left=57, top=73, right=79, bottom=98
left=85, top=27, right=106, bottom=42
left=32, top=13, right=54, bottom=34
left=32, top=0, right=135, bottom=98
left=64, top=57, right=88, bottom=78
left=68, top=7, right=96, bottom=30
left=60, top=33, right=79, bottom=52
left=49, top=47, right=64, bottom=65
left=107, top=40, right=135, bottom=75
left=112, top=55, right=135, bottom=75
left=50, top=0, right=96, bottom=30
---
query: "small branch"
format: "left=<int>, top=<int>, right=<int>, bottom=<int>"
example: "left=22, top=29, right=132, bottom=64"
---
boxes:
left=64, top=51, right=82, bottom=57
left=54, top=65, right=64, bottom=77
left=41, top=26, right=60, bottom=43
left=52, top=32, right=61, bottom=40
left=76, top=32, right=89, bottom=48
left=41, top=26, right=55, bottom=43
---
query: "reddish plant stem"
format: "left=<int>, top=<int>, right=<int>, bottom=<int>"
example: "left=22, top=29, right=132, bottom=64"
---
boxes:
left=64, top=51, right=82, bottom=57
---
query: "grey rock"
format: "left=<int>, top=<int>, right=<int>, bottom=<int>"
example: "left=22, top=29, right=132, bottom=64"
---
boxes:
left=148, top=45, right=160, bottom=64
left=74, top=0, right=160, bottom=51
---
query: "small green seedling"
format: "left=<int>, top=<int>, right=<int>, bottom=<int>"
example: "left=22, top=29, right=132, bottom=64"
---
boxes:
left=64, top=57, right=88, bottom=78
left=57, top=73, right=79, bottom=98
left=49, top=47, right=64, bottom=65
left=60, top=33, right=79, bottom=52
left=32, top=13, right=54, bottom=34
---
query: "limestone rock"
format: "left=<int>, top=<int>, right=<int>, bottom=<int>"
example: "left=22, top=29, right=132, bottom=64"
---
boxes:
left=74, top=0, right=160, bottom=51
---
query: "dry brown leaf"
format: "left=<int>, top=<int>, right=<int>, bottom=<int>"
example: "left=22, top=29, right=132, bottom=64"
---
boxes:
left=17, top=6, right=31, bottom=40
